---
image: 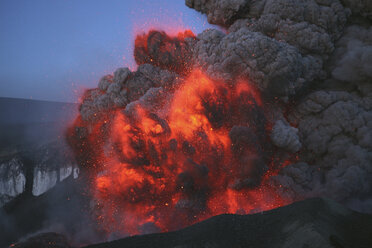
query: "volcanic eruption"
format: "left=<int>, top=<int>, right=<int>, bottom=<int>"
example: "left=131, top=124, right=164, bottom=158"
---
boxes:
left=67, top=30, right=292, bottom=237
left=65, top=0, right=372, bottom=242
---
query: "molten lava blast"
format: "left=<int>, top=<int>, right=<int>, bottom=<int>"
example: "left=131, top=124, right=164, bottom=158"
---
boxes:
left=77, top=70, right=289, bottom=236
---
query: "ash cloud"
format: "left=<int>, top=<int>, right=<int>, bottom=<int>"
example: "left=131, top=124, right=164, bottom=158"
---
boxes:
left=185, top=0, right=251, bottom=26
left=264, top=16, right=372, bottom=213
left=60, top=0, right=372, bottom=241
left=330, top=25, right=372, bottom=96
left=78, top=64, right=178, bottom=122
left=189, top=0, right=351, bottom=98
left=270, top=120, right=301, bottom=153
left=193, top=28, right=323, bottom=98
left=341, top=0, right=372, bottom=20
left=272, top=89, right=372, bottom=212
left=187, top=0, right=372, bottom=213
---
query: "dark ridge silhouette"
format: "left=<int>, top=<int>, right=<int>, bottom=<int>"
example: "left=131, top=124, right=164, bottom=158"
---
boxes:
left=84, top=198, right=372, bottom=248
left=11, top=198, right=372, bottom=248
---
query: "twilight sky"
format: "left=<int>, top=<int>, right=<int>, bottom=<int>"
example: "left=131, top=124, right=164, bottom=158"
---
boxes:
left=0, top=0, right=214, bottom=102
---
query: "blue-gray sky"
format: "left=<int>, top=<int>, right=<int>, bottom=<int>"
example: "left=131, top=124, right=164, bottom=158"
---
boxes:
left=0, top=0, right=214, bottom=102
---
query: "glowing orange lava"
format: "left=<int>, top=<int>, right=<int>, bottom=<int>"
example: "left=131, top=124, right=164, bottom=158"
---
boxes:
left=86, top=70, right=289, bottom=236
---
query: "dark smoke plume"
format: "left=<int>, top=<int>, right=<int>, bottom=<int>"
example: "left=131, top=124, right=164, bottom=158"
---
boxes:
left=134, top=30, right=196, bottom=75
left=186, top=0, right=372, bottom=213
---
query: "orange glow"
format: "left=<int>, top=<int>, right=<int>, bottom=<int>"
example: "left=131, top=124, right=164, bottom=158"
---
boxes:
left=235, top=81, right=263, bottom=106
left=168, top=70, right=230, bottom=148
left=78, top=69, right=292, bottom=237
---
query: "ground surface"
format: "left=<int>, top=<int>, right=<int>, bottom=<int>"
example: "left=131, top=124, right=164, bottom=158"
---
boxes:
left=84, top=198, right=372, bottom=248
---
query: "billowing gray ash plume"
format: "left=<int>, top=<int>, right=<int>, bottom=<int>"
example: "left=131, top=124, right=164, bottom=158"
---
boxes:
left=184, top=0, right=372, bottom=213
left=66, top=0, right=372, bottom=240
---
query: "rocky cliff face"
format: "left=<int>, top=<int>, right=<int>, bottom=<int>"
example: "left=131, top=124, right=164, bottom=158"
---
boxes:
left=0, top=143, right=79, bottom=207
left=0, top=98, right=79, bottom=207
left=0, top=157, right=26, bottom=205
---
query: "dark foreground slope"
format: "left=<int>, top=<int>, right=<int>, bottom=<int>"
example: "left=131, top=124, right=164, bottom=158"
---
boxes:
left=84, top=198, right=372, bottom=248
